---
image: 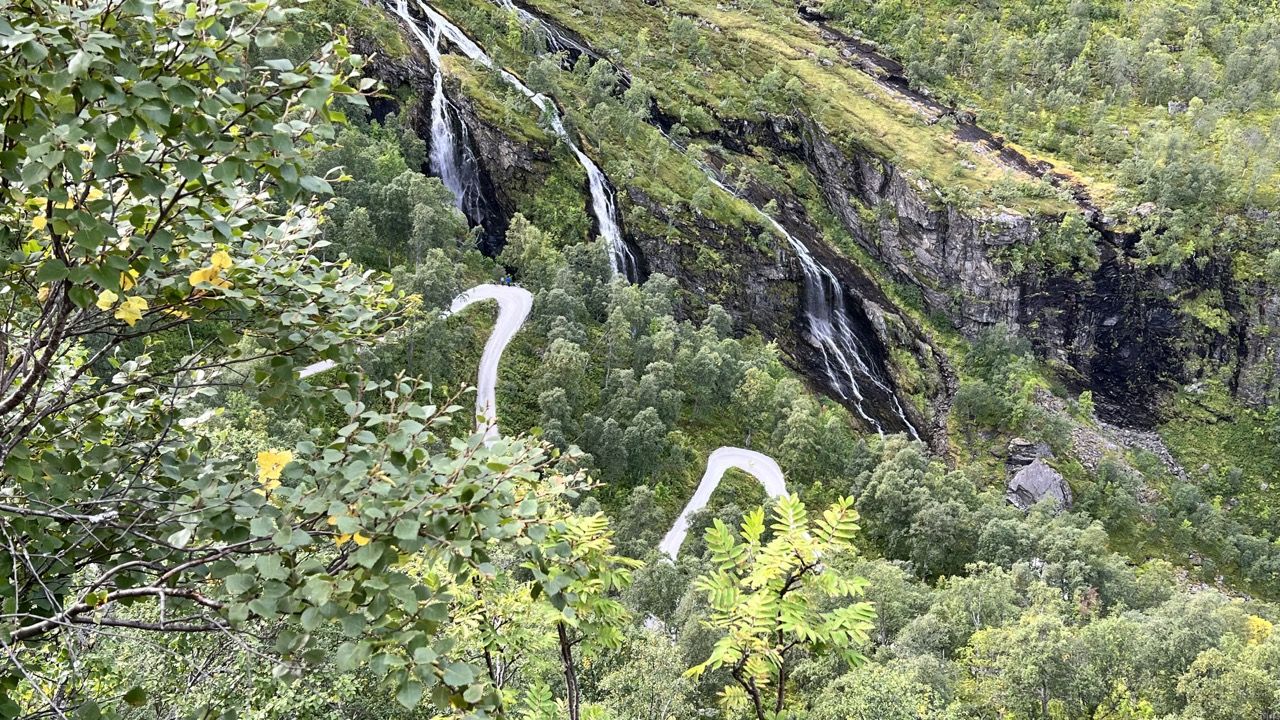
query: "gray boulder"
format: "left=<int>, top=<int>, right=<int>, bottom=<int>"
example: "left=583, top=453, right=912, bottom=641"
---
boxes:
left=1006, top=459, right=1072, bottom=511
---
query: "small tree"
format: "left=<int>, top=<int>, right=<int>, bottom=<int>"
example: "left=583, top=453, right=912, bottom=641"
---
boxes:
left=687, top=495, right=876, bottom=720
left=524, top=511, right=640, bottom=720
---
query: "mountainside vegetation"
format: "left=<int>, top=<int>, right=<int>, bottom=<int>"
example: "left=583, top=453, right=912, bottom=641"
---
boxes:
left=3, top=0, right=1279, bottom=718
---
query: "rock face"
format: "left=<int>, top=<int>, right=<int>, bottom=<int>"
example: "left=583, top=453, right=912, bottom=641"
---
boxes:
left=1006, top=459, right=1072, bottom=511
left=359, top=39, right=513, bottom=251
left=1007, top=437, right=1053, bottom=466
left=791, top=115, right=1243, bottom=425
left=1237, top=287, right=1280, bottom=407
left=366, top=33, right=949, bottom=443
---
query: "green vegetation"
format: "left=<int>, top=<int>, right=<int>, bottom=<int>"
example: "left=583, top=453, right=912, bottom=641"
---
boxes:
left=6, top=0, right=1280, bottom=718
left=438, top=0, right=1073, bottom=213
left=823, top=0, right=1280, bottom=268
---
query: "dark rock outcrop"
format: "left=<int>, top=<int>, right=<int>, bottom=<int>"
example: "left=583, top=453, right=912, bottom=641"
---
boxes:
left=793, top=114, right=1235, bottom=425
left=1007, top=437, right=1053, bottom=467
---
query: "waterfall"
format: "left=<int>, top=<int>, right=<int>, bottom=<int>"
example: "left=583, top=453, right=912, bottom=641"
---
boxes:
left=668, top=143, right=919, bottom=437
left=393, top=0, right=488, bottom=224
left=413, top=0, right=912, bottom=435
left=399, top=0, right=638, bottom=281
left=496, top=0, right=596, bottom=60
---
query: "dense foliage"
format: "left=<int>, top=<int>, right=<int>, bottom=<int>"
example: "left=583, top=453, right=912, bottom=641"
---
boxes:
left=821, top=0, right=1280, bottom=266
left=5, top=0, right=1280, bottom=718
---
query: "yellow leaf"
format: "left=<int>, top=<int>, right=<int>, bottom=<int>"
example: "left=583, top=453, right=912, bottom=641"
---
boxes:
left=210, top=250, right=233, bottom=270
left=334, top=533, right=352, bottom=545
left=189, top=264, right=232, bottom=291
left=188, top=266, right=217, bottom=286
left=256, top=449, right=292, bottom=486
left=353, top=532, right=371, bottom=546
left=120, top=268, right=139, bottom=291
left=86, top=186, right=104, bottom=201
left=95, top=289, right=118, bottom=311
left=37, top=286, right=49, bottom=303
left=1246, top=615, right=1273, bottom=645
left=327, top=515, right=339, bottom=526
left=114, top=296, right=147, bottom=326
left=32, top=215, right=47, bottom=231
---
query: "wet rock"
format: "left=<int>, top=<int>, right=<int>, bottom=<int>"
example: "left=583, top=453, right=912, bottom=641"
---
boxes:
left=1007, top=437, right=1053, bottom=466
left=1006, top=459, right=1072, bottom=511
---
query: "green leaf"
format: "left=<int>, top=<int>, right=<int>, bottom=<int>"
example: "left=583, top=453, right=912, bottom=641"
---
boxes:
left=300, top=86, right=329, bottom=109
left=224, top=573, right=255, bottom=596
left=35, top=260, right=68, bottom=283
left=441, top=662, right=474, bottom=688
left=176, top=159, right=203, bottom=180
left=393, top=518, right=420, bottom=541
left=395, top=680, right=423, bottom=709
left=122, top=687, right=147, bottom=707
left=299, top=175, right=332, bottom=195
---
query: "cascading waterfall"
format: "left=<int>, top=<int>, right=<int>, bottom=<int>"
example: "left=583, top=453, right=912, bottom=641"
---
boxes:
left=495, top=0, right=597, bottom=61
left=699, top=162, right=918, bottom=438
left=398, top=0, right=639, bottom=281
left=488, top=0, right=917, bottom=438
left=393, top=0, right=488, bottom=224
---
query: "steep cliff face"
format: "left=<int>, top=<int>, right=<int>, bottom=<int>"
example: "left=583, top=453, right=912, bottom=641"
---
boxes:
left=628, top=181, right=947, bottom=439
left=365, top=31, right=949, bottom=441
left=794, top=116, right=1246, bottom=424
left=370, top=0, right=1280, bottom=440
left=359, top=39, right=515, bottom=250
left=1238, top=288, right=1280, bottom=406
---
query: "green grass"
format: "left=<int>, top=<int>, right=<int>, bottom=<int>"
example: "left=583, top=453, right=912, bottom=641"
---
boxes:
left=446, top=57, right=552, bottom=144
left=518, top=0, right=1077, bottom=215
left=295, top=0, right=411, bottom=59
left=1160, top=381, right=1280, bottom=539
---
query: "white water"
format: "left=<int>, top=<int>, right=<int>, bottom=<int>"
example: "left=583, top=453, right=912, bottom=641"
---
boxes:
left=444, top=283, right=533, bottom=440
left=670, top=140, right=919, bottom=438
left=495, top=0, right=595, bottom=59
left=489, top=1, right=915, bottom=436
left=298, top=359, right=336, bottom=379
left=394, top=0, right=486, bottom=221
left=402, top=0, right=638, bottom=280
left=657, top=447, right=789, bottom=559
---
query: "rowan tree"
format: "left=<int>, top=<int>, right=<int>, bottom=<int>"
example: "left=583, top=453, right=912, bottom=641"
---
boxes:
left=687, top=495, right=876, bottom=720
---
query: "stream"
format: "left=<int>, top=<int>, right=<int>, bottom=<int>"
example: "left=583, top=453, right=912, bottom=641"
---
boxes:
left=392, top=0, right=640, bottom=281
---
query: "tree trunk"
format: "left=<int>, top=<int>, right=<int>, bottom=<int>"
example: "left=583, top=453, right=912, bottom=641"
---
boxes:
left=557, top=622, right=580, bottom=720
left=732, top=666, right=766, bottom=720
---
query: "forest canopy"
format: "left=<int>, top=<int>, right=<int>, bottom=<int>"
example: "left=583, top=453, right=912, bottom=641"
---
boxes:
left=3, top=0, right=1280, bottom=718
